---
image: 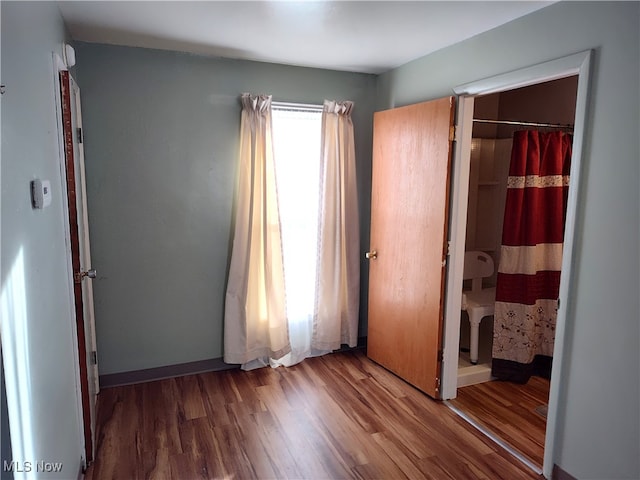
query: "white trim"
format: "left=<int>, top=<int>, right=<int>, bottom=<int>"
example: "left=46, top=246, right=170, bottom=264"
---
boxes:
left=543, top=49, right=591, bottom=479
left=70, top=74, right=100, bottom=460
left=441, top=95, right=473, bottom=401
left=442, top=50, right=592, bottom=479
left=453, top=51, right=591, bottom=96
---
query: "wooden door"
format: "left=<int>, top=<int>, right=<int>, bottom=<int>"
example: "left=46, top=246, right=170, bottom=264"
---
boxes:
left=60, top=71, right=98, bottom=463
left=367, top=97, right=455, bottom=398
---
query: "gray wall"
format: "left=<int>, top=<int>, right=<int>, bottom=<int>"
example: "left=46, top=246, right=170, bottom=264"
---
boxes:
left=1, top=354, right=13, bottom=480
left=378, top=2, right=639, bottom=478
left=5, top=2, right=635, bottom=479
left=1, top=2, right=83, bottom=477
left=74, top=43, right=376, bottom=375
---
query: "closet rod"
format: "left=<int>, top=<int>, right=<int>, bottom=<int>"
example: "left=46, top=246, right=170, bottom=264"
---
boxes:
left=473, top=118, right=574, bottom=129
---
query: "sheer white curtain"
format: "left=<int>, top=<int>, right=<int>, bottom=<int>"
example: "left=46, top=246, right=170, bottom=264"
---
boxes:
left=312, top=100, right=360, bottom=350
left=224, top=96, right=359, bottom=370
left=267, top=106, right=329, bottom=367
left=224, top=94, right=291, bottom=367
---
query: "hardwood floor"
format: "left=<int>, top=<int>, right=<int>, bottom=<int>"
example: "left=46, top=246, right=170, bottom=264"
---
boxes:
left=449, top=376, right=550, bottom=468
left=86, top=350, right=543, bottom=480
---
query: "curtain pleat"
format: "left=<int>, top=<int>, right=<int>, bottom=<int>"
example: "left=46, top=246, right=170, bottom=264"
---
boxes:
left=312, top=100, right=360, bottom=350
left=224, top=94, right=290, bottom=367
left=492, top=130, right=572, bottom=383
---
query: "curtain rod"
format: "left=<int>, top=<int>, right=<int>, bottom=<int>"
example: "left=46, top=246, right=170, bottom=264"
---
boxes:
left=473, top=118, right=574, bottom=129
left=272, top=101, right=323, bottom=113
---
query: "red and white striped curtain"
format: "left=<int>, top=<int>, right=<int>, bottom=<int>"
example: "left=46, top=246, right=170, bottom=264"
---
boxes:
left=492, top=130, right=572, bottom=383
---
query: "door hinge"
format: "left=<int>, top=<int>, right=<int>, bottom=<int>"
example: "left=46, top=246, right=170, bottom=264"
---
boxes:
left=449, top=125, right=458, bottom=142
left=438, top=349, right=444, bottom=362
left=90, top=351, right=98, bottom=365
left=435, top=376, right=441, bottom=392
left=77, top=127, right=83, bottom=143
left=442, top=241, right=451, bottom=268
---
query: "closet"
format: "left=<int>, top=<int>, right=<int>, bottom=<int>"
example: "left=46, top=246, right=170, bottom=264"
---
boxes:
left=453, top=76, right=579, bottom=469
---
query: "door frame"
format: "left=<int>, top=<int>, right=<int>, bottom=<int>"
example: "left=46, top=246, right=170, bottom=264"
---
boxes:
left=441, top=50, right=592, bottom=478
left=53, top=54, right=96, bottom=466
left=70, top=75, right=100, bottom=398
left=52, top=53, right=88, bottom=466
left=60, top=68, right=96, bottom=463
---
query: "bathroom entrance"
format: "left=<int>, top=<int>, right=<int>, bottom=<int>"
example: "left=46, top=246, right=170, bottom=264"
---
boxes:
left=458, top=76, right=578, bottom=386
left=452, top=75, right=578, bottom=470
left=440, top=51, right=592, bottom=477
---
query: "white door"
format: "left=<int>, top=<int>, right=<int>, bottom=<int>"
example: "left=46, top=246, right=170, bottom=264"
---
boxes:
left=70, top=74, right=99, bottom=406
left=60, top=70, right=99, bottom=462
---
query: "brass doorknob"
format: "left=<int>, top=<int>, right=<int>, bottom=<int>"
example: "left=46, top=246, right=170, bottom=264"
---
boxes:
left=365, top=250, right=377, bottom=260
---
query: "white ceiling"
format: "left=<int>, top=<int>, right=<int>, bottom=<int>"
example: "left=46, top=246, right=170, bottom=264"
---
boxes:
left=57, top=1, right=554, bottom=74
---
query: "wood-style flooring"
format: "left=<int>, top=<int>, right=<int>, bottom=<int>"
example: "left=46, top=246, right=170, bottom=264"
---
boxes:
left=86, top=350, right=543, bottom=480
left=449, top=376, right=550, bottom=468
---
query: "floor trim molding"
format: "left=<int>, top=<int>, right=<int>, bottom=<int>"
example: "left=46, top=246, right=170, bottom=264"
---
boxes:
left=552, top=464, right=578, bottom=480
left=99, top=357, right=238, bottom=388
left=99, top=338, right=368, bottom=388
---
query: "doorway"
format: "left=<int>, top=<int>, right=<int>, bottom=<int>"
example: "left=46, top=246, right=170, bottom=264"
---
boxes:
left=451, top=76, right=578, bottom=470
left=54, top=55, right=100, bottom=465
left=457, top=76, right=579, bottom=386
left=441, top=51, right=592, bottom=478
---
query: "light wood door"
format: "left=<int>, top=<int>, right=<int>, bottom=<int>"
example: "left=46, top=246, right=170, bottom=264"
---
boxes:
left=367, top=97, right=455, bottom=398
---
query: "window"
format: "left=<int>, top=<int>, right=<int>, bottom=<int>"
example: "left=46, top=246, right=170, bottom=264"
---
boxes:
left=225, top=95, right=358, bottom=369
left=271, top=104, right=322, bottom=328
